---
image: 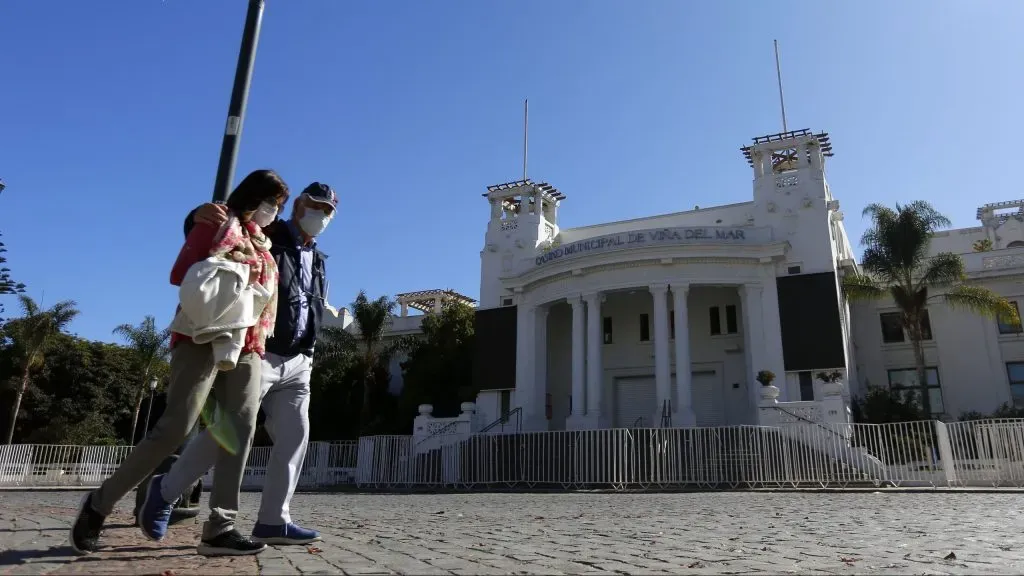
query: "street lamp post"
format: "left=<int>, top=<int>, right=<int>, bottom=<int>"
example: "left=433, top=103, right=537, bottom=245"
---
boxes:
left=211, top=0, right=266, bottom=203
left=144, top=378, right=158, bottom=440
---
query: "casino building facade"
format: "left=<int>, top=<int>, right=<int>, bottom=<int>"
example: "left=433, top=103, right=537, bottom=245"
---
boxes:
left=470, top=128, right=860, bottom=432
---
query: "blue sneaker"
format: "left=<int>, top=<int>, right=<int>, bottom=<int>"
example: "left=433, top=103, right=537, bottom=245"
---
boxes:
left=137, top=474, right=174, bottom=541
left=251, top=522, right=322, bottom=545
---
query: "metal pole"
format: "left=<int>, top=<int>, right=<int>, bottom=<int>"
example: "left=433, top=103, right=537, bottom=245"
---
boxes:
left=773, top=39, right=788, bottom=134
left=212, top=0, right=266, bottom=203
left=144, top=389, right=156, bottom=440
left=522, top=99, right=529, bottom=181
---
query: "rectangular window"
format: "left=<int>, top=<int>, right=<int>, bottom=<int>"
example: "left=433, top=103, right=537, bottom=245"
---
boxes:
left=887, top=367, right=944, bottom=416
left=798, top=371, right=814, bottom=401
left=639, top=314, right=650, bottom=342
left=603, top=316, right=613, bottom=344
left=880, top=312, right=904, bottom=343
left=709, top=307, right=722, bottom=335
left=725, top=304, right=738, bottom=334
left=880, top=310, right=933, bottom=343
left=669, top=313, right=675, bottom=340
left=1006, top=363, right=1024, bottom=408
left=998, top=302, right=1022, bottom=335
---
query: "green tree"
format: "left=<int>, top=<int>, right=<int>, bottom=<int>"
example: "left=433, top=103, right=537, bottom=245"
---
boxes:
left=308, top=325, right=363, bottom=441
left=338, top=291, right=410, bottom=434
left=112, top=316, right=171, bottom=443
left=399, top=300, right=476, bottom=425
left=0, top=232, right=27, bottom=321
left=3, top=295, right=80, bottom=444
left=5, top=333, right=139, bottom=444
left=842, top=201, right=1019, bottom=415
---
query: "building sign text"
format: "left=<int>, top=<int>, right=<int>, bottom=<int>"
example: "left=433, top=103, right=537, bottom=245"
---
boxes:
left=535, top=226, right=759, bottom=266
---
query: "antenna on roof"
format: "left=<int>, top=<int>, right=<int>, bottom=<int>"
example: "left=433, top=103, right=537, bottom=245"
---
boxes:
left=774, top=39, right=788, bottom=133
left=522, top=99, right=529, bottom=181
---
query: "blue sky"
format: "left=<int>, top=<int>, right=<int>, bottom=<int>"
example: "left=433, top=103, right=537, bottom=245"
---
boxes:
left=1, top=0, right=1022, bottom=343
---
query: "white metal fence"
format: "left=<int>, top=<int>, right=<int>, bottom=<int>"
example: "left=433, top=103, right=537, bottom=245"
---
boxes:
left=4, top=419, right=1023, bottom=490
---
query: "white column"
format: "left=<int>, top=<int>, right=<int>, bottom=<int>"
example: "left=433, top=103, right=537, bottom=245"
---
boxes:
left=514, top=302, right=536, bottom=425
left=650, top=283, right=671, bottom=425
left=569, top=295, right=586, bottom=417
left=531, top=306, right=549, bottom=431
left=583, top=292, right=604, bottom=420
left=760, top=276, right=787, bottom=401
left=742, top=284, right=766, bottom=422
left=672, top=283, right=695, bottom=427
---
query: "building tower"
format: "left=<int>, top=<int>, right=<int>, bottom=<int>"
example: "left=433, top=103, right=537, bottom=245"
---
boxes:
left=479, top=179, right=565, bottom=309
left=742, top=129, right=858, bottom=390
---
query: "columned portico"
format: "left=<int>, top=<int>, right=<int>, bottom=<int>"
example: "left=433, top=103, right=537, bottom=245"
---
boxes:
left=650, top=283, right=672, bottom=425
left=741, top=283, right=766, bottom=421
left=672, top=283, right=695, bottom=426
left=531, top=306, right=549, bottom=431
left=583, top=291, right=605, bottom=427
left=566, top=295, right=587, bottom=430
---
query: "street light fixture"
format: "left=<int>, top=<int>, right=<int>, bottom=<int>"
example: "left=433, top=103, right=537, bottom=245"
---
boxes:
left=143, top=377, right=159, bottom=441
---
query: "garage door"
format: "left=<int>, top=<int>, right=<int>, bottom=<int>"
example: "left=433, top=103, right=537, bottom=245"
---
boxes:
left=614, top=376, right=657, bottom=428
left=692, top=369, right=726, bottom=427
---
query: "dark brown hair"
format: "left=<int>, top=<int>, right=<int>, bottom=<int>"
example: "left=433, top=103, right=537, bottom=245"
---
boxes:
left=225, top=169, right=289, bottom=214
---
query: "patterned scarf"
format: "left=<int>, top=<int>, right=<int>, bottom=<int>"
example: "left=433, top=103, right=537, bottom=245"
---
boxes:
left=210, top=215, right=279, bottom=356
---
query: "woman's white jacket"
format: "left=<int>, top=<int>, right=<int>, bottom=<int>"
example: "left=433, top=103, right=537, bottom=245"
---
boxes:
left=169, top=257, right=272, bottom=370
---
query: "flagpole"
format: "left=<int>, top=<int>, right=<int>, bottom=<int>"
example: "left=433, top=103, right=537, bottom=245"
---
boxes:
left=522, top=99, right=529, bottom=181
left=774, top=39, right=788, bottom=133
left=212, top=0, right=266, bottom=203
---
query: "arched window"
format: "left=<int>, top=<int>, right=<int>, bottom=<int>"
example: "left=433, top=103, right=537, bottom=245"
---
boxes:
left=1008, top=241, right=1024, bottom=248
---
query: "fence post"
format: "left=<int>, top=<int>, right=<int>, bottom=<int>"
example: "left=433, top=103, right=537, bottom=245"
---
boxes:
left=933, top=421, right=957, bottom=487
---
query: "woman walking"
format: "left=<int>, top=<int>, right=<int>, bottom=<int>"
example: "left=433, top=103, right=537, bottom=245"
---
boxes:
left=70, top=170, right=289, bottom=556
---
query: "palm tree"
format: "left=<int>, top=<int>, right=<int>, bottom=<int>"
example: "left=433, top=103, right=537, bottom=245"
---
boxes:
left=346, top=291, right=409, bottom=433
left=4, top=295, right=79, bottom=444
left=842, top=201, right=1019, bottom=415
left=113, top=316, right=171, bottom=444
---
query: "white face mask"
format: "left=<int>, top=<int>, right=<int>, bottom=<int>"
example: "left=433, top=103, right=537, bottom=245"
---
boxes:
left=298, top=208, right=332, bottom=237
left=252, top=201, right=278, bottom=227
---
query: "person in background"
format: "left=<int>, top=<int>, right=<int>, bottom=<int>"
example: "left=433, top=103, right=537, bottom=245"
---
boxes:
left=70, top=169, right=289, bottom=557
left=139, top=182, right=337, bottom=547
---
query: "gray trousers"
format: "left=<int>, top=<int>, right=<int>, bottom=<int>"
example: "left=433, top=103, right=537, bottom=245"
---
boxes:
left=162, top=352, right=312, bottom=526
left=90, top=339, right=262, bottom=539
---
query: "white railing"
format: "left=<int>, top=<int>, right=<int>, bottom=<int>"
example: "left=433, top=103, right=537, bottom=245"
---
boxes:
left=4, top=420, right=1024, bottom=490
left=0, top=444, right=133, bottom=488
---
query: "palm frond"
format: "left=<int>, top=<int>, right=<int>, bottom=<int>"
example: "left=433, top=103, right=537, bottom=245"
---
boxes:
left=841, top=274, right=886, bottom=301
left=17, top=294, right=39, bottom=318
left=940, top=285, right=1019, bottom=322
left=916, top=252, right=964, bottom=289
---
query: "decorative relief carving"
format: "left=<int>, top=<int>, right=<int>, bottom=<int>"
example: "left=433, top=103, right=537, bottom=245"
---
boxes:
left=983, top=254, right=1024, bottom=269
left=776, top=403, right=822, bottom=424
left=500, top=220, right=519, bottom=232
left=775, top=174, right=799, bottom=189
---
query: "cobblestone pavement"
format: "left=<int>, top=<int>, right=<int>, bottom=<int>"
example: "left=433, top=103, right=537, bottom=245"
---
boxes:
left=1, top=490, right=1022, bottom=575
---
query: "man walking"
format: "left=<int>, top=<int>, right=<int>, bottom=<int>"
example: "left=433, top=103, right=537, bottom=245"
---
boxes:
left=137, top=182, right=338, bottom=547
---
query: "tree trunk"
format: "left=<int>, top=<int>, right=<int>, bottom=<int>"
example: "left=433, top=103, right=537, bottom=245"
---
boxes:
left=128, top=381, right=145, bottom=444
left=4, top=367, right=31, bottom=445
left=908, top=315, right=932, bottom=417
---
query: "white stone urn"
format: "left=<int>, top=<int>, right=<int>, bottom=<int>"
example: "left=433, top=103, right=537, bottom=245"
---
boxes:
left=460, top=402, right=477, bottom=415
left=759, top=384, right=781, bottom=402
left=418, top=404, right=433, bottom=416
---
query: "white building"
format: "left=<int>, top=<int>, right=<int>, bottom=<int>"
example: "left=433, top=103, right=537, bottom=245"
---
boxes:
left=465, top=129, right=1024, bottom=432
left=338, top=129, right=1023, bottom=436
left=850, top=200, right=1024, bottom=418
left=470, top=128, right=859, bottom=432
